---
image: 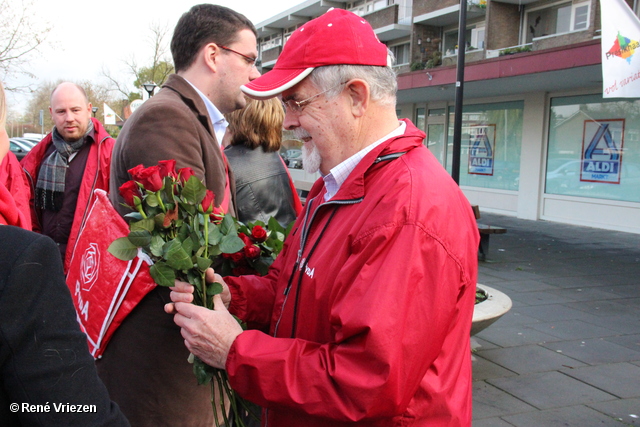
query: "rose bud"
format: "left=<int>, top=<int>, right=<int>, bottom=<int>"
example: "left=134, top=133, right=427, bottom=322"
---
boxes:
left=136, top=166, right=164, bottom=192
left=119, top=180, right=142, bottom=207
left=244, top=245, right=261, bottom=259
left=200, top=190, right=215, bottom=214
left=157, top=159, right=177, bottom=178
left=178, top=167, right=196, bottom=185
left=251, top=225, right=268, bottom=243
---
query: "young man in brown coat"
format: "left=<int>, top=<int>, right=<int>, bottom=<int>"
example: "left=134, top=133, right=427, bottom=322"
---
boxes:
left=103, top=5, right=260, bottom=426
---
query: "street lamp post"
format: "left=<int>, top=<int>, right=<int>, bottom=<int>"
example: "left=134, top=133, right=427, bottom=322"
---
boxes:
left=92, top=106, right=99, bottom=118
left=142, top=82, right=157, bottom=99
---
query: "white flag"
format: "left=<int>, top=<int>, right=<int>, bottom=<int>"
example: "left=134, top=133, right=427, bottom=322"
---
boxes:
left=601, top=0, right=640, bottom=98
left=103, top=103, right=117, bottom=125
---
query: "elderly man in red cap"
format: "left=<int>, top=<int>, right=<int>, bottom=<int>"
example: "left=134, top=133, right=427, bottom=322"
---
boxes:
left=167, top=8, right=479, bottom=426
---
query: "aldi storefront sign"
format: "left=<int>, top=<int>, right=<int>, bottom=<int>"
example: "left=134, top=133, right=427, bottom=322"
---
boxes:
left=468, top=124, right=496, bottom=176
left=581, top=119, right=624, bottom=184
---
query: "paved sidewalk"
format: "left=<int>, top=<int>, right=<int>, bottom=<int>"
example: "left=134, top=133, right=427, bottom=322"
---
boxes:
left=472, top=213, right=640, bottom=427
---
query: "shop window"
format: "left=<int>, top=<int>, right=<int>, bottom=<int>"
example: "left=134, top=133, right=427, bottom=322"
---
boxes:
left=390, top=43, right=410, bottom=66
left=547, top=94, right=640, bottom=203
left=525, top=1, right=590, bottom=43
left=446, top=101, right=524, bottom=191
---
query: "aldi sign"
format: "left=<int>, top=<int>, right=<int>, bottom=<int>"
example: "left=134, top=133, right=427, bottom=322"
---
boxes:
left=468, top=124, right=496, bottom=176
left=581, top=119, right=624, bottom=184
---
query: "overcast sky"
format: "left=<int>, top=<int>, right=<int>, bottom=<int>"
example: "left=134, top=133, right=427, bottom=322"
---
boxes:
left=5, top=0, right=303, bottom=114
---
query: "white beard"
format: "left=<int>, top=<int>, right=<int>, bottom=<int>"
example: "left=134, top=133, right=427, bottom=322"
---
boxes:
left=294, top=128, right=322, bottom=174
left=302, top=140, right=322, bottom=174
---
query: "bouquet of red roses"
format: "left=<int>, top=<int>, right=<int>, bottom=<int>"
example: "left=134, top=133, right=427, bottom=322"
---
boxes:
left=108, top=160, right=289, bottom=426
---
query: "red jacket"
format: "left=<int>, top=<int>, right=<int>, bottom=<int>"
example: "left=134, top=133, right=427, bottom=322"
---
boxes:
left=21, top=118, right=115, bottom=272
left=0, top=152, right=31, bottom=229
left=226, top=120, right=479, bottom=426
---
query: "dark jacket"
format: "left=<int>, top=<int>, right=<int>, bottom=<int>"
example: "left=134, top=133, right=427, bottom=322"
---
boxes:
left=0, top=226, right=129, bottom=427
left=225, top=144, right=298, bottom=227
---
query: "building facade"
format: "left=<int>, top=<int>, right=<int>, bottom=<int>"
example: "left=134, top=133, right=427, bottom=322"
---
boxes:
left=258, top=0, right=640, bottom=234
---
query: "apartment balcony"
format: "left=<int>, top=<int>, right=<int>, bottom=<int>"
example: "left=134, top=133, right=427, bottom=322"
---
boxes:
left=413, top=3, right=486, bottom=27
left=260, top=45, right=283, bottom=69
left=363, top=4, right=411, bottom=42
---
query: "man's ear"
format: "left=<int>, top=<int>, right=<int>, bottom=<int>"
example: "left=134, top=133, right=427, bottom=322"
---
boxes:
left=346, top=79, right=369, bottom=118
left=203, top=43, right=220, bottom=73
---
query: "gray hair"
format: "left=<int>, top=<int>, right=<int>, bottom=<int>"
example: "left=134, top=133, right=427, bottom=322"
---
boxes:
left=309, top=50, right=397, bottom=108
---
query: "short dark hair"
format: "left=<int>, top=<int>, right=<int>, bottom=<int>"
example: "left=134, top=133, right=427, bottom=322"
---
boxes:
left=171, top=4, right=257, bottom=72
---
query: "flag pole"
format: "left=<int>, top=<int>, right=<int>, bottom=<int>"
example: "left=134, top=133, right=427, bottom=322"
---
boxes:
left=451, top=0, right=467, bottom=185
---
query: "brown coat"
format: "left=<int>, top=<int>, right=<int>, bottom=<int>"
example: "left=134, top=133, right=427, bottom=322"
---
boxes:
left=101, top=74, right=234, bottom=426
left=109, top=73, right=235, bottom=216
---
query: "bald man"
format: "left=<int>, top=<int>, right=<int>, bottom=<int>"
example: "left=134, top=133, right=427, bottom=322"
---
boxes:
left=21, top=82, right=115, bottom=272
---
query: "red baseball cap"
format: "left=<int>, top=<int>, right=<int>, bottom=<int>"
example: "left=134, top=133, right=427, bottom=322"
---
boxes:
left=242, top=8, right=390, bottom=99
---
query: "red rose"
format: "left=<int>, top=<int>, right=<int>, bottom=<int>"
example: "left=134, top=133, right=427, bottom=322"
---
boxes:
left=139, top=166, right=164, bottom=192
left=244, top=245, right=261, bottom=259
left=201, top=190, right=215, bottom=213
left=127, top=164, right=145, bottom=180
left=178, top=167, right=196, bottom=185
left=251, top=225, right=268, bottom=243
left=238, top=232, right=252, bottom=246
left=157, top=160, right=177, bottom=178
left=210, top=206, right=224, bottom=223
left=119, top=180, right=141, bottom=207
left=222, top=251, right=244, bottom=263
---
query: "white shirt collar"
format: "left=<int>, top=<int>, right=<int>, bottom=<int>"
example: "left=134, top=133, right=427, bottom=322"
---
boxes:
left=323, top=121, right=406, bottom=201
left=184, top=78, right=228, bottom=146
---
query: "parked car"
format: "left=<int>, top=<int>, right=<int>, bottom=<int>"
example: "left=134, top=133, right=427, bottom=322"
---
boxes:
left=9, top=137, right=39, bottom=161
left=282, top=149, right=303, bottom=169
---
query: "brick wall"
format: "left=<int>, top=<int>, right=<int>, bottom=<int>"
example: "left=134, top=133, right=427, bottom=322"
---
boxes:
left=411, top=24, right=442, bottom=67
left=364, top=4, right=398, bottom=29
left=486, top=1, right=520, bottom=50
left=413, top=0, right=458, bottom=19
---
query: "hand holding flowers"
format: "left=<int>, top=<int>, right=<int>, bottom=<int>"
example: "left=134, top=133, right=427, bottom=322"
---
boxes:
left=108, top=159, right=289, bottom=426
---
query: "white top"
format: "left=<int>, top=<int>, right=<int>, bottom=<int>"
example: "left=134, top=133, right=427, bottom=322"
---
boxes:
left=184, top=78, right=228, bottom=146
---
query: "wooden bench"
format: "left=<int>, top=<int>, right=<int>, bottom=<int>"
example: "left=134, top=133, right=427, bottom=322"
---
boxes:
left=472, top=205, right=507, bottom=261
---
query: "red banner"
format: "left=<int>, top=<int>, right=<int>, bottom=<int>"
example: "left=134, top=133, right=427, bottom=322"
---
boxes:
left=66, top=189, right=156, bottom=358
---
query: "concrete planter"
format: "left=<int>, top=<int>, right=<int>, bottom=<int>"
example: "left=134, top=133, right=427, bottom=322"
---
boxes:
left=471, top=284, right=512, bottom=336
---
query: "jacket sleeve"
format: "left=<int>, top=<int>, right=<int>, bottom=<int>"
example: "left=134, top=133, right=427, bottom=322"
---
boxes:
left=225, top=220, right=473, bottom=422
left=0, top=230, right=130, bottom=426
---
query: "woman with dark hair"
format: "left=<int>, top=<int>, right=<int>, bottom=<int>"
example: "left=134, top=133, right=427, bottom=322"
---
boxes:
left=224, top=97, right=302, bottom=226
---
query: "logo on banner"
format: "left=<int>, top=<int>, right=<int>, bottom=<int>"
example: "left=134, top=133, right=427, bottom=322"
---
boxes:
left=80, top=243, right=100, bottom=291
left=606, top=32, right=640, bottom=64
left=581, top=119, right=624, bottom=184
left=468, top=125, right=496, bottom=176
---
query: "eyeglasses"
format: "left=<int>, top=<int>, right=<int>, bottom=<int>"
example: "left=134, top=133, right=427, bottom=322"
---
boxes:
left=219, top=45, right=259, bottom=67
left=282, top=81, right=348, bottom=114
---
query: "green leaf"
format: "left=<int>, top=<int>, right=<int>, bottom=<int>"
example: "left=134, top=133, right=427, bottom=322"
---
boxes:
left=220, top=214, right=236, bottom=235
left=182, top=176, right=207, bottom=204
left=130, top=217, right=156, bottom=233
left=150, top=235, right=165, bottom=257
left=146, top=194, right=159, bottom=207
left=149, top=261, right=176, bottom=287
left=196, top=256, right=213, bottom=271
left=268, top=216, right=284, bottom=234
left=192, top=356, right=214, bottom=385
left=206, top=281, right=223, bottom=296
left=123, top=212, right=143, bottom=222
left=207, top=226, right=223, bottom=245
left=220, top=234, right=245, bottom=254
left=108, top=237, right=139, bottom=260
left=127, top=229, right=152, bottom=247
left=164, top=239, right=194, bottom=270
left=182, top=236, right=194, bottom=257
